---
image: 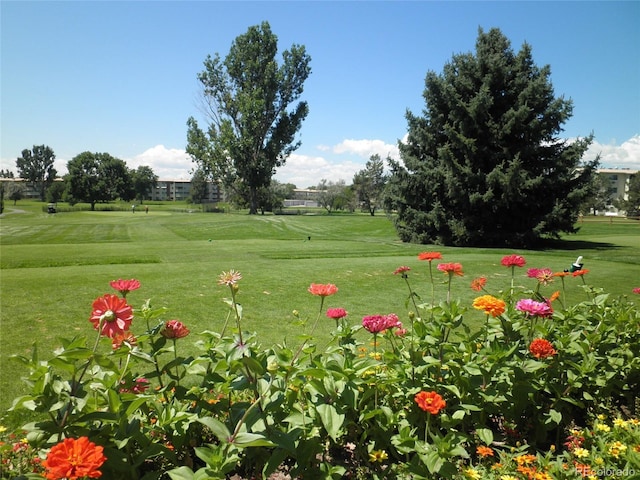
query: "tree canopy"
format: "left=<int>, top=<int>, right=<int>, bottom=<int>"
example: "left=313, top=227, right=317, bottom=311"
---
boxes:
left=131, top=166, right=158, bottom=203
left=186, top=21, right=311, bottom=214
left=66, top=152, right=131, bottom=210
left=384, top=28, right=598, bottom=248
left=16, top=145, right=57, bottom=201
left=352, top=154, right=388, bottom=216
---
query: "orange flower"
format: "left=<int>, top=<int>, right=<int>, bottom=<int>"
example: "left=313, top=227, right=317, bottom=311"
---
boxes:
left=160, top=320, right=190, bottom=339
left=308, top=283, right=338, bottom=297
left=572, top=269, right=589, bottom=277
left=470, top=276, right=487, bottom=291
left=553, top=271, right=570, bottom=277
left=418, top=251, right=442, bottom=261
left=472, top=295, right=506, bottom=317
left=437, top=262, right=463, bottom=276
left=476, top=445, right=494, bottom=457
left=43, top=436, right=106, bottom=480
left=414, top=390, right=446, bottom=415
left=529, top=338, right=557, bottom=359
left=549, top=291, right=561, bottom=302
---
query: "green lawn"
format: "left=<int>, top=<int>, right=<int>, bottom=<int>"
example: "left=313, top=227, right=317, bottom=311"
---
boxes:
left=1, top=201, right=639, bottom=423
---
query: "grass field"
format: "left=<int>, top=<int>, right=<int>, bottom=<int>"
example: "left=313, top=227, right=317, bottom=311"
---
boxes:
left=1, top=201, right=639, bottom=424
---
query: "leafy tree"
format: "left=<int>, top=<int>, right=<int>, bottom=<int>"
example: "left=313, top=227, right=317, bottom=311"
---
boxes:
left=317, top=179, right=348, bottom=214
left=15, top=145, right=57, bottom=201
left=0, top=183, right=4, bottom=214
left=581, top=172, right=614, bottom=215
left=384, top=28, right=598, bottom=247
left=352, top=154, right=387, bottom=216
left=66, top=152, right=130, bottom=210
left=256, top=179, right=295, bottom=214
left=0, top=169, right=15, bottom=178
left=46, top=179, right=67, bottom=204
left=131, top=166, right=158, bottom=203
left=187, top=21, right=312, bottom=214
left=615, top=173, right=640, bottom=218
left=189, top=168, right=210, bottom=205
left=6, top=182, right=26, bottom=205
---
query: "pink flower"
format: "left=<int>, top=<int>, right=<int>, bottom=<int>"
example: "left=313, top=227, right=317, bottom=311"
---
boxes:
left=160, top=320, right=190, bottom=339
left=109, top=279, right=140, bottom=297
left=516, top=299, right=553, bottom=318
left=394, top=266, right=411, bottom=276
left=119, top=377, right=150, bottom=394
left=362, top=314, right=401, bottom=334
left=633, top=287, right=640, bottom=294
left=326, top=308, right=348, bottom=320
left=527, top=268, right=554, bottom=285
left=501, top=255, right=526, bottom=268
left=308, top=283, right=338, bottom=297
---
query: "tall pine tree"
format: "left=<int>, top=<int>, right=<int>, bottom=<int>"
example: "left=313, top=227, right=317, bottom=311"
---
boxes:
left=385, top=28, right=598, bottom=247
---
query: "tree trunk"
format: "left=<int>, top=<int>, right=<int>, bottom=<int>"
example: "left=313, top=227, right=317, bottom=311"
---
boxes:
left=249, top=187, right=258, bottom=214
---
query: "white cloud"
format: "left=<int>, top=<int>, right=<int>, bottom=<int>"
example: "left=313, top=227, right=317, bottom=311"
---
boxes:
left=332, top=138, right=400, bottom=160
left=126, top=145, right=193, bottom=180
left=583, top=135, right=640, bottom=170
left=274, top=153, right=362, bottom=188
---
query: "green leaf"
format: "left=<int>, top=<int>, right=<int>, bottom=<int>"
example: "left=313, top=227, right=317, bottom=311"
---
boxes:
left=545, top=409, right=562, bottom=426
left=315, top=403, right=345, bottom=441
left=476, top=428, right=493, bottom=445
left=232, top=432, right=277, bottom=448
left=166, top=466, right=195, bottom=480
left=197, top=417, right=231, bottom=443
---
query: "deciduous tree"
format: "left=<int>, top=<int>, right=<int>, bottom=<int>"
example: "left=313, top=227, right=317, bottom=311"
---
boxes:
left=186, top=21, right=311, bottom=214
left=66, top=152, right=130, bottom=210
left=16, top=145, right=57, bottom=201
left=353, top=154, right=387, bottom=216
left=131, top=166, right=158, bottom=203
left=385, top=28, right=598, bottom=247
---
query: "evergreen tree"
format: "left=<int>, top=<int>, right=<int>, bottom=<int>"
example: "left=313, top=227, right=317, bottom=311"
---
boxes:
left=385, top=28, right=598, bottom=247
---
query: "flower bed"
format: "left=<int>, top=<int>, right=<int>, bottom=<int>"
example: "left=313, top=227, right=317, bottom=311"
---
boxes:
left=2, top=256, right=640, bottom=479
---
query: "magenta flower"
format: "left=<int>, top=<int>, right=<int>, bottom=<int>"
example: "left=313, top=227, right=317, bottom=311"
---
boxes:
left=527, top=268, right=554, bottom=286
left=516, top=299, right=554, bottom=318
left=362, top=314, right=401, bottom=334
left=326, top=308, right=348, bottom=320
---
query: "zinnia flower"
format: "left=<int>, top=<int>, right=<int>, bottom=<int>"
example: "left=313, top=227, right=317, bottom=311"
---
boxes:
left=476, top=445, right=494, bottom=457
left=414, top=390, right=446, bottom=415
left=43, top=436, right=106, bottom=480
left=308, top=283, right=338, bottom=297
left=326, top=308, right=347, bottom=320
left=529, top=338, right=557, bottom=359
left=109, top=278, right=140, bottom=297
left=501, top=254, right=526, bottom=268
left=633, top=287, right=640, bottom=294
left=111, top=330, right=137, bottom=350
left=160, top=320, right=190, bottom=339
left=516, top=298, right=553, bottom=318
left=393, top=266, right=411, bottom=276
left=470, top=276, right=487, bottom=292
left=437, top=262, right=464, bottom=276
left=89, top=294, right=133, bottom=338
left=119, top=377, right=150, bottom=394
left=362, top=314, right=400, bottom=334
left=572, top=269, right=589, bottom=277
left=472, top=295, right=506, bottom=317
left=218, top=270, right=242, bottom=286
left=368, top=449, right=388, bottom=463
left=418, top=251, right=442, bottom=261
left=527, top=268, right=554, bottom=285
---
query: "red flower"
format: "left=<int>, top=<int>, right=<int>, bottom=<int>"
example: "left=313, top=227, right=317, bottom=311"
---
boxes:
left=393, top=266, right=411, bottom=276
left=326, top=308, right=347, bottom=320
left=633, top=287, right=640, bottom=294
left=501, top=255, right=526, bottom=268
left=43, top=436, right=106, bottom=480
left=362, top=314, right=400, bottom=334
left=414, top=391, right=446, bottom=415
left=418, top=251, right=442, bottom=261
left=572, top=269, right=589, bottom=277
left=529, top=338, right=557, bottom=359
left=89, top=294, right=133, bottom=338
left=470, top=276, right=487, bottom=291
left=437, top=262, right=464, bottom=276
left=308, top=283, right=338, bottom=297
left=109, top=279, right=140, bottom=297
left=160, top=320, right=190, bottom=339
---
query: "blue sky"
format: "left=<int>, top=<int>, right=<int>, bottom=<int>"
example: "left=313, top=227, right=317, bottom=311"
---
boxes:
left=2, top=1, right=639, bottom=187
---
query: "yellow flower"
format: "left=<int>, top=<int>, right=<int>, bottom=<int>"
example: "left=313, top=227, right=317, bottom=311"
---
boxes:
left=608, top=441, right=627, bottom=458
left=594, top=456, right=604, bottom=465
left=597, top=414, right=606, bottom=420
left=573, top=447, right=589, bottom=458
left=596, top=423, right=611, bottom=432
left=463, top=467, right=481, bottom=479
left=368, top=449, right=388, bottom=463
left=0, top=426, right=6, bottom=433
left=500, top=476, right=519, bottom=480
left=613, top=418, right=628, bottom=428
